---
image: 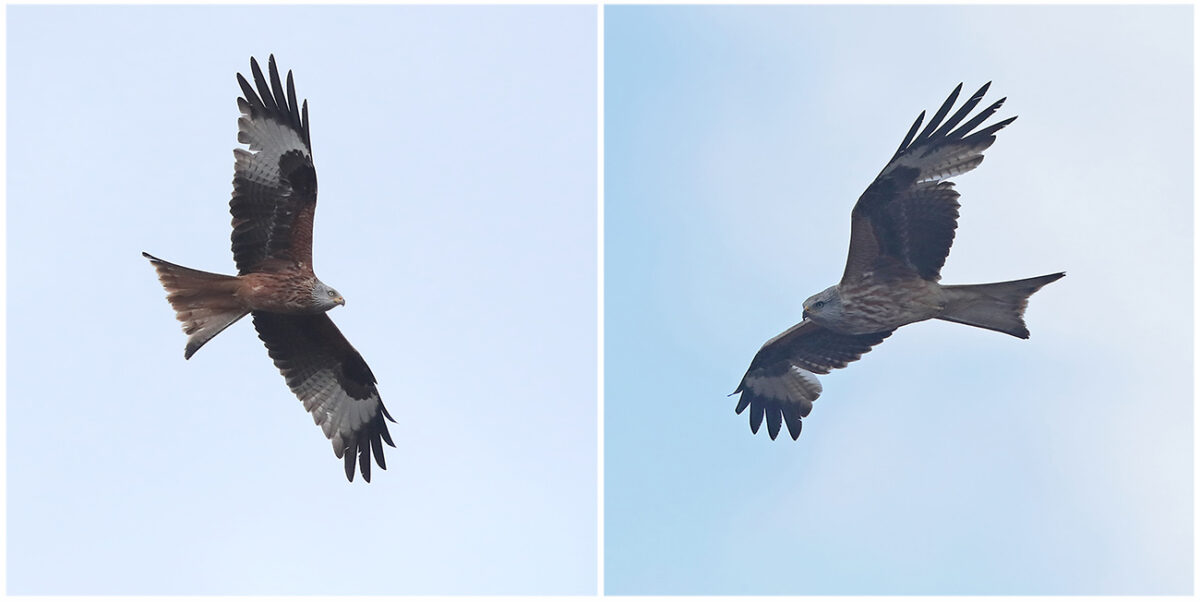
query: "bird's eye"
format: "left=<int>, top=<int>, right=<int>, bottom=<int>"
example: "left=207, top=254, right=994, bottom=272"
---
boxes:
left=814, top=301, right=825, bottom=309
left=328, top=290, right=336, bottom=297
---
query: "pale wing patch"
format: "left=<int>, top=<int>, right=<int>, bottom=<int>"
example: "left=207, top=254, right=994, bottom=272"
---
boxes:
left=235, top=117, right=310, bottom=188
left=288, top=364, right=381, bottom=456
left=888, top=141, right=989, bottom=184
left=239, top=115, right=309, bottom=162
left=743, top=364, right=822, bottom=416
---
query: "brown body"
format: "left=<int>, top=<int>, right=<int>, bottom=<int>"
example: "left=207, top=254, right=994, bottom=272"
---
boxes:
left=238, top=266, right=327, bottom=314
left=144, top=254, right=338, bottom=359
left=825, top=267, right=946, bottom=334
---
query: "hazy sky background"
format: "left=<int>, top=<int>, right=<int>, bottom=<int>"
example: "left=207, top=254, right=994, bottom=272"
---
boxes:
left=8, top=5, right=596, bottom=595
left=606, top=5, right=1191, bottom=595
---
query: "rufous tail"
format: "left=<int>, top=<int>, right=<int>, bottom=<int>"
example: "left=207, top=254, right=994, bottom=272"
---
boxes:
left=937, top=272, right=1065, bottom=339
left=143, top=252, right=249, bottom=358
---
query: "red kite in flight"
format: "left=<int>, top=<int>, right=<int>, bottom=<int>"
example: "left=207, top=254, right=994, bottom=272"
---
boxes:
left=145, top=55, right=394, bottom=482
left=734, top=83, right=1064, bottom=440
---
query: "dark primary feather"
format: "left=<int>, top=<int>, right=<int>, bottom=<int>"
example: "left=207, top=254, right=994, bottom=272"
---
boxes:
left=734, top=320, right=892, bottom=440
left=910, top=82, right=962, bottom=148
left=252, top=312, right=396, bottom=482
left=844, top=83, right=1016, bottom=283
left=230, top=55, right=318, bottom=274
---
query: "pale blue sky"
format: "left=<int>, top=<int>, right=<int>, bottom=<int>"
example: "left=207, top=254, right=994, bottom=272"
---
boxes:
left=8, top=5, right=596, bottom=595
left=605, top=4, right=1192, bottom=595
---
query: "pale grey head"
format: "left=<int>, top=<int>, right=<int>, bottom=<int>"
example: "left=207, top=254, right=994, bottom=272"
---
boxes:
left=801, top=285, right=845, bottom=330
left=312, top=280, right=345, bottom=311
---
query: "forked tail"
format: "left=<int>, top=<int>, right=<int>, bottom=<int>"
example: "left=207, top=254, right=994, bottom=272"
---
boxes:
left=143, top=252, right=249, bottom=358
left=937, top=272, right=1065, bottom=339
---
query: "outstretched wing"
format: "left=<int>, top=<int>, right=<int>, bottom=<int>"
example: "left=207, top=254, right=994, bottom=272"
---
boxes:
left=734, top=320, right=892, bottom=440
left=230, top=55, right=318, bottom=275
left=252, top=312, right=396, bottom=482
left=842, top=83, right=1016, bottom=284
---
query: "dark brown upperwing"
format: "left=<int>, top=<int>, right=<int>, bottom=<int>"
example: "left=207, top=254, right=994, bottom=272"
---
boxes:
left=230, top=55, right=318, bottom=275
left=252, top=311, right=395, bottom=482
left=841, top=83, right=1016, bottom=284
left=734, top=320, right=892, bottom=440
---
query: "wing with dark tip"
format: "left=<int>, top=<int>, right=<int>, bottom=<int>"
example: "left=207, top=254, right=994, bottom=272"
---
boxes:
left=842, top=83, right=1015, bottom=284
left=230, top=55, right=318, bottom=275
left=252, top=312, right=395, bottom=482
left=733, top=320, right=892, bottom=440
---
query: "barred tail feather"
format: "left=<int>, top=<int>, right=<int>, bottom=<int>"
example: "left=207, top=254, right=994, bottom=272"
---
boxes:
left=143, top=252, right=249, bottom=358
left=937, top=272, right=1064, bottom=339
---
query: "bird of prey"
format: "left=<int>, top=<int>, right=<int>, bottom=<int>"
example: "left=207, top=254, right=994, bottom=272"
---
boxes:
left=144, top=55, right=394, bottom=482
left=733, top=83, right=1064, bottom=441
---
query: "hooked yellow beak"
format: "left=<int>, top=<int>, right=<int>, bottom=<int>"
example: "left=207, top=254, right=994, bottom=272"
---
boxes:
left=334, top=296, right=345, bottom=306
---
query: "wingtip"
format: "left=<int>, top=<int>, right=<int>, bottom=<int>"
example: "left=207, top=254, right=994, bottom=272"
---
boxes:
left=734, top=392, right=751, bottom=414
left=359, top=446, right=371, bottom=482
left=1032, top=271, right=1065, bottom=288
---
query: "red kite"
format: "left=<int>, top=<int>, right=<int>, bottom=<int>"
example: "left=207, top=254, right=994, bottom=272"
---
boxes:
left=145, top=55, right=394, bottom=482
left=734, top=83, right=1064, bottom=440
